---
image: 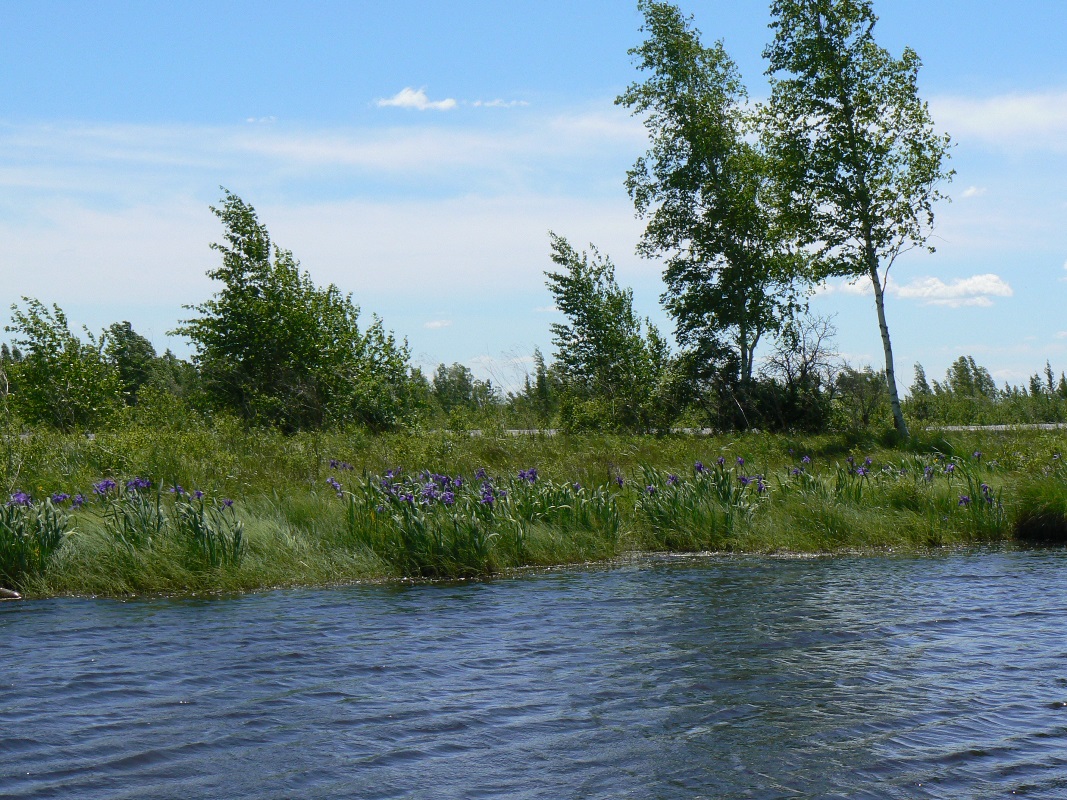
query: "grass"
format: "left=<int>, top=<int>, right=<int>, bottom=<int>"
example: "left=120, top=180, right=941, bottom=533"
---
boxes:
left=3, top=423, right=1067, bottom=598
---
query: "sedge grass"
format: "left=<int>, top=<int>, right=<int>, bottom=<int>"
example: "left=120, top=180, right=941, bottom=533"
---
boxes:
left=4, top=425, right=1067, bottom=598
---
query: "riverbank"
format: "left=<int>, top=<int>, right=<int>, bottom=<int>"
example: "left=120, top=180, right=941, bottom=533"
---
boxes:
left=4, top=426, right=1066, bottom=598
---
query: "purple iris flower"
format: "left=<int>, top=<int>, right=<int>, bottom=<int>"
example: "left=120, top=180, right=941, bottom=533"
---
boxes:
left=694, top=461, right=705, bottom=473
left=193, top=489, right=204, bottom=500
left=51, top=493, right=70, bottom=504
left=72, top=494, right=87, bottom=509
left=959, top=495, right=971, bottom=506
left=667, top=474, right=679, bottom=485
left=222, top=499, right=234, bottom=508
left=169, top=485, right=186, bottom=497
left=646, top=485, right=656, bottom=495
left=94, top=479, right=117, bottom=495
left=126, top=477, right=151, bottom=492
left=801, top=456, right=811, bottom=464
left=441, top=491, right=456, bottom=506
left=736, top=457, right=745, bottom=467
left=615, top=476, right=625, bottom=487
left=8, top=491, right=31, bottom=507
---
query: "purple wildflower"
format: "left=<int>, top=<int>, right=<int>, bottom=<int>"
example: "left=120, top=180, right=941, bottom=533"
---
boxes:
left=193, top=489, right=204, bottom=500
left=72, top=494, right=87, bottom=509
left=923, top=466, right=934, bottom=482
left=716, top=456, right=726, bottom=467
left=667, top=474, right=679, bottom=486
left=8, top=491, right=31, bottom=507
left=973, top=451, right=982, bottom=461
left=126, top=477, right=151, bottom=492
left=945, top=464, right=956, bottom=474
left=801, top=455, right=811, bottom=465
left=739, top=475, right=752, bottom=487
left=442, top=491, right=455, bottom=506
left=646, top=485, right=656, bottom=495
left=847, top=456, right=854, bottom=466
left=959, top=495, right=971, bottom=506
left=326, top=477, right=342, bottom=498
left=453, top=476, right=464, bottom=488
left=573, top=483, right=581, bottom=491
left=519, top=468, right=538, bottom=483
left=736, top=457, right=745, bottom=467
left=169, top=485, right=186, bottom=497
left=615, top=475, right=625, bottom=487
left=864, top=457, right=872, bottom=467
left=855, top=466, right=868, bottom=477
left=791, top=467, right=802, bottom=477
left=756, top=476, right=767, bottom=494
left=694, top=461, right=705, bottom=473
left=475, top=468, right=488, bottom=481
left=51, top=493, right=70, bottom=504
left=93, top=479, right=117, bottom=496
left=222, top=499, right=234, bottom=508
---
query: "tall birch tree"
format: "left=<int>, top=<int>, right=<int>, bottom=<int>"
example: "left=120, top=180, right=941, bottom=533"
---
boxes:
left=763, top=0, right=952, bottom=437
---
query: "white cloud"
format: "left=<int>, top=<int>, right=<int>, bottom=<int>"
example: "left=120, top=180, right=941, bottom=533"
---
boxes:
left=424, top=320, right=453, bottom=329
left=893, top=274, right=1013, bottom=308
left=961, top=185, right=987, bottom=198
left=1056, top=331, right=1067, bottom=340
left=533, top=305, right=559, bottom=313
left=931, top=91, right=1067, bottom=151
left=471, top=99, right=529, bottom=108
left=815, top=273, right=1014, bottom=308
left=376, top=87, right=457, bottom=111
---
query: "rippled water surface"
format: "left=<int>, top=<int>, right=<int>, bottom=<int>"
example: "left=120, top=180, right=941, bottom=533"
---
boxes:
left=6, top=550, right=1067, bottom=798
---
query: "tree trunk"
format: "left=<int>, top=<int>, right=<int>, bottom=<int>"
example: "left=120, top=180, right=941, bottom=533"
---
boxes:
left=868, top=258, right=909, bottom=438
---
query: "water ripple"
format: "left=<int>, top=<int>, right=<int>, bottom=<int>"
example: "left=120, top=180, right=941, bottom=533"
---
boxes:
left=4, top=550, right=1067, bottom=798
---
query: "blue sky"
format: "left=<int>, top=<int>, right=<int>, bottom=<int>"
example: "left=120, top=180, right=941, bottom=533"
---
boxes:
left=2, top=0, right=1065, bottom=393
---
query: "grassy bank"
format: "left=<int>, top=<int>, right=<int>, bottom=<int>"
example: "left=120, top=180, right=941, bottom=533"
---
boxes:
left=3, top=425, right=1067, bottom=598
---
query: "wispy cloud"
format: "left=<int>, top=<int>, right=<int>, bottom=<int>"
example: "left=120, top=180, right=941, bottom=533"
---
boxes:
left=423, top=319, right=453, bottom=329
left=894, top=274, right=1013, bottom=308
left=817, top=273, right=1013, bottom=308
left=377, top=87, right=457, bottom=111
left=533, top=304, right=559, bottom=313
left=961, top=185, right=987, bottom=198
left=931, top=91, right=1067, bottom=151
left=471, top=99, right=529, bottom=108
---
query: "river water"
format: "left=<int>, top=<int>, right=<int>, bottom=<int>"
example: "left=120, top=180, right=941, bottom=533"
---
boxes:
left=4, top=549, right=1067, bottom=798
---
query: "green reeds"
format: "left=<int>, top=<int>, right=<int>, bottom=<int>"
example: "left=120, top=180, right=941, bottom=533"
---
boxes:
left=6, top=427, right=1067, bottom=597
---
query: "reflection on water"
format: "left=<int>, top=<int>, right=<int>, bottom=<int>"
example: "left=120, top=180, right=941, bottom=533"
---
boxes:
left=5, top=550, right=1067, bottom=798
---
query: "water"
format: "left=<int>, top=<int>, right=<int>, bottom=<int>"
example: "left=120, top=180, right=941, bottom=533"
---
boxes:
left=5, top=550, right=1067, bottom=798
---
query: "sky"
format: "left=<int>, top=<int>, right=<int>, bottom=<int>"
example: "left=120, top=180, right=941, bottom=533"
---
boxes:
left=1, top=0, right=1065, bottom=393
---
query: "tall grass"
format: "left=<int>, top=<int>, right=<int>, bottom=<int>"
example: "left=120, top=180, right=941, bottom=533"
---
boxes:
left=3, top=425, right=1067, bottom=597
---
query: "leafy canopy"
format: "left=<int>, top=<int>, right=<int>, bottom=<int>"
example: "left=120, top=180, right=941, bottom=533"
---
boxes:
left=174, top=190, right=415, bottom=431
left=617, top=0, right=806, bottom=383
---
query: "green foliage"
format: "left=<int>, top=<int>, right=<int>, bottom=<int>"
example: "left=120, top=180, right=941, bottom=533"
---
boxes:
left=174, top=190, right=416, bottom=431
left=834, top=366, right=890, bottom=430
left=0, top=498, right=71, bottom=587
left=174, top=495, right=245, bottom=569
left=105, top=321, right=157, bottom=404
left=545, top=233, right=674, bottom=433
left=764, top=0, right=953, bottom=436
left=4, top=298, right=123, bottom=431
left=618, top=1, right=807, bottom=384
